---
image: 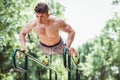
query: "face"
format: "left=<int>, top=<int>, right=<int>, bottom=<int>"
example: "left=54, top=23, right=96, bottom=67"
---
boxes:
left=35, top=12, right=49, bottom=24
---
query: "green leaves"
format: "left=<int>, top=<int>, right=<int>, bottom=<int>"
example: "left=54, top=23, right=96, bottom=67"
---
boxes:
left=48, top=0, right=65, bottom=17
left=0, top=0, right=66, bottom=80
left=78, top=13, right=120, bottom=80
left=0, top=0, right=37, bottom=79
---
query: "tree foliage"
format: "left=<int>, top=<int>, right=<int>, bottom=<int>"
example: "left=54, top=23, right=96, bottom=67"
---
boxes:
left=0, top=0, right=65, bottom=80
left=78, top=12, right=120, bottom=80
left=1, top=0, right=120, bottom=80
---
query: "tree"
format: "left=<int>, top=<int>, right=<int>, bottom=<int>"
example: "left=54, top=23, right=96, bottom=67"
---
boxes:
left=78, top=11, right=120, bottom=80
left=0, top=0, right=65, bottom=80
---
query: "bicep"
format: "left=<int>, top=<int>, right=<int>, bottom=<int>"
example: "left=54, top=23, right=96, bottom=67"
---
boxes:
left=20, top=26, right=31, bottom=36
left=20, top=21, right=34, bottom=35
left=60, top=23, right=73, bottom=34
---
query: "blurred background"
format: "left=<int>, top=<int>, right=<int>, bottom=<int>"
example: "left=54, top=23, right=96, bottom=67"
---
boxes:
left=0, top=0, right=120, bottom=80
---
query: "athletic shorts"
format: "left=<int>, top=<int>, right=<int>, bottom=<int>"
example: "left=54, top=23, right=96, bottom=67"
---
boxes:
left=38, top=37, right=65, bottom=55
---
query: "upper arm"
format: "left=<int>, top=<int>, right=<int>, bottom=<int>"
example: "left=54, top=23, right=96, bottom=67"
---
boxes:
left=58, top=20, right=75, bottom=34
left=20, top=20, right=36, bottom=35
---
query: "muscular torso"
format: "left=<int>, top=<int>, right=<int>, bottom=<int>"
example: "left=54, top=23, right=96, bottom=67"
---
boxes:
left=33, top=19, right=60, bottom=46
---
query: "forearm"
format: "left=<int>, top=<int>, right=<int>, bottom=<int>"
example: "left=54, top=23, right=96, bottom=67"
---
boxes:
left=19, top=32, right=26, bottom=50
left=66, top=31, right=75, bottom=48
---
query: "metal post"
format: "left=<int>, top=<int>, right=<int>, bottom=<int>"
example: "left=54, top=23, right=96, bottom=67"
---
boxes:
left=12, top=49, right=58, bottom=80
left=68, top=55, right=71, bottom=80
left=76, top=69, right=80, bottom=80
left=49, top=69, right=52, bottom=80
left=55, top=73, right=57, bottom=80
left=49, top=55, right=52, bottom=80
left=24, top=56, right=28, bottom=80
left=63, top=47, right=67, bottom=68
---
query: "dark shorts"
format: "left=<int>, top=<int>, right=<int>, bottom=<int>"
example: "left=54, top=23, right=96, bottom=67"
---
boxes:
left=38, top=37, right=65, bottom=55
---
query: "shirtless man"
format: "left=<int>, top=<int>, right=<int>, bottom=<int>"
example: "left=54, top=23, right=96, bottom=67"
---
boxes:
left=18, top=2, right=79, bottom=64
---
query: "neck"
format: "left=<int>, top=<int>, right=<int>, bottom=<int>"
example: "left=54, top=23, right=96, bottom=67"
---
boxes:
left=44, top=19, right=50, bottom=26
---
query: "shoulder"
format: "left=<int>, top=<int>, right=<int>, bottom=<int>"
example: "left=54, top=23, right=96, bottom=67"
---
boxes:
left=49, top=16, right=66, bottom=26
left=26, top=19, right=37, bottom=28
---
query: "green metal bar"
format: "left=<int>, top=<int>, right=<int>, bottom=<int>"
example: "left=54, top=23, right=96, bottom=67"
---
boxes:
left=50, top=55, right=52, bottom=80
left=12, top=49, right=58, bottom=80
left=25, top=53, right=57, bottom=72
left=26, top=52, right=58, bottom=80
left=63, top=47, right=71, bottom=80
left=63, top=47, right=71, bottom=71
left=71, top=53, right=80, bottom=80
left=12, top=49, right=27, bottom=73
left=63, top=47, right=67, bottom=68
left=55, top=73, right=57, bottom=80
left=76, top=52, right=81, bottom=80
left=63, top=47, right=81, bottom=80
left=24, top=56, right=28, bottom=80
left=68, top=55, right=71, bottom=80
left=76, top=69, right=80, bottom=80
left=71, top=57, right=81, bottom=70
left=50, top=69, right=52, bottom=80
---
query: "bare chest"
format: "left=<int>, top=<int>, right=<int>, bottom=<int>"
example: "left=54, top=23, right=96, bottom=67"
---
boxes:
left=33, top=24, right=59, bottom=37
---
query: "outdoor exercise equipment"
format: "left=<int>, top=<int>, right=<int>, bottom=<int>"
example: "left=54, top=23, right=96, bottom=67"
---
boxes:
left=63, top=47, right=80, bottom=80
left=12, top=49, right=57, bottom=80
left=12, top=47, right=81, bottom=80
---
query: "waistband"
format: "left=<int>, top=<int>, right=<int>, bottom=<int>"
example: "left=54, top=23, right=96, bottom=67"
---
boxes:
left=40, top=37, right=62, bottom=47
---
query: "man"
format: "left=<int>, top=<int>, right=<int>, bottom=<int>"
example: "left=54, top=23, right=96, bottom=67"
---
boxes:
left=18, top=2, right=79, bottom=64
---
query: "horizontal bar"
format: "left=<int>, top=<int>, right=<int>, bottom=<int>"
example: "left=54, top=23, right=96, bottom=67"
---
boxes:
left=12, top=49, right=57, bottom=75
left=12, top=49, right=27, bottom=73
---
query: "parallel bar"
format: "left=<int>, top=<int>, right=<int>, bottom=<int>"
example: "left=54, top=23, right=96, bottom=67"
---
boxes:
left=50, top=69, right=52, bottom=80
left=12, top=49, right=27, bottom=73
left=68, top=55, right=71, bottom=80
left=63, top=47, right=81, bottom=80
left=71, top=57, right=81, bottom=71
left=55, top=73, right=57, bottom=80
left=50, top=55, right=52, bottom=80
left=12, top=49, right=57, bottom=80
left=24, top=56, right=28, bottom=80
left=24, top=53, right=57, bottom=72
left=63, top=47, right=67, bottom=68
left=76, top=69, right=80, bottom=80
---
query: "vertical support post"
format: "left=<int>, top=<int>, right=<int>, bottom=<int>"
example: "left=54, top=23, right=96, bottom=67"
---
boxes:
left=76, top=51, right=81, bottom=80
left=63, top=47, right=67, bottom=68
left=49, top=55, right=52, bottom=80
left=55, top=73, right=57, bottom=80
left=49, top=69, right=52, bottom=80
left=76, top=69, right=80, bottom=80
left=68, top=55, right=71, bottom=80
left=24, top=56, right=28, bottom=80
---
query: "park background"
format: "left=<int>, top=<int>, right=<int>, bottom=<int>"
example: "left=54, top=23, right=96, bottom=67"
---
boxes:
left=0, top=0, right=120, bottom=80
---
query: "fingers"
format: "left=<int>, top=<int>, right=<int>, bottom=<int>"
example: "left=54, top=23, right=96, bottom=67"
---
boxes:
left=70, top=48, right=77, bottom=56
left=66, top=47, right=72, bottom=56
left=65, top=47, right=77, bottom=56
left=21, top=47, right=26, bottom=53
left=18, top=53, right=21, bottom=59
left=17, top=49, right=26, bottom=59
left=21, top=49, right=26, bottom=53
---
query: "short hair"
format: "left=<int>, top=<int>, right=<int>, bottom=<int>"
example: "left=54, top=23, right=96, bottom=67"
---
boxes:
left=34, top=3, right=49, bottom=13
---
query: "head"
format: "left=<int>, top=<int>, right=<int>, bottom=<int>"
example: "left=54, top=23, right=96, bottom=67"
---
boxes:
left=34, top=3, right=49, bottom=24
